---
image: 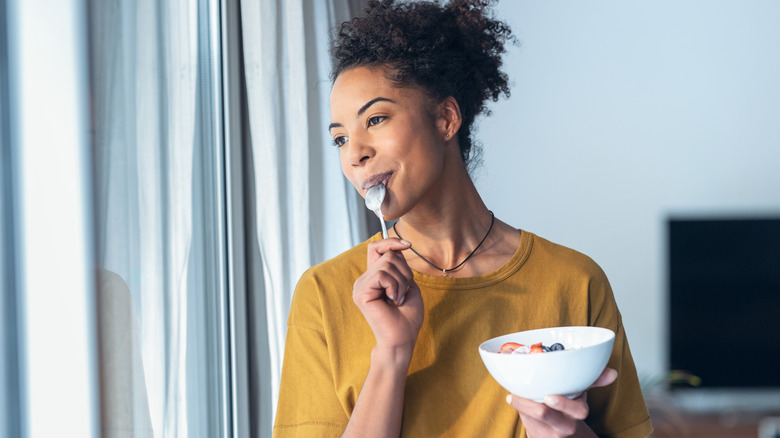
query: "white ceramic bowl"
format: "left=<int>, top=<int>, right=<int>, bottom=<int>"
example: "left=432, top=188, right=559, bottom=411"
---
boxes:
left=478, top=326, right=615, bottom=402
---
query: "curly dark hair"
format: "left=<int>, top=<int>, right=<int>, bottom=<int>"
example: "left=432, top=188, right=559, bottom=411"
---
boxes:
left=331, top=0, right=515, bottom=169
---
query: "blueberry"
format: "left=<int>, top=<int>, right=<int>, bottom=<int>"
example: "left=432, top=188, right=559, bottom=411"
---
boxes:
left=541, top=345, right=550, bottom=352
left=550, top=343, right=565, bottom=351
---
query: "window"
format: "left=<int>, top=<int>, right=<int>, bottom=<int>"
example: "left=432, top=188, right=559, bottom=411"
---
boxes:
left=89, top=0, right=231, bottom=436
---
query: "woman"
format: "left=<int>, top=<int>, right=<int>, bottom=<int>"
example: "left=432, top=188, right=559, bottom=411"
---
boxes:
left=273, top=1, right=652, bottom=437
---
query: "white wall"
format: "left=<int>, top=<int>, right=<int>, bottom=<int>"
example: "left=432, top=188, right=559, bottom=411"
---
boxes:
left=474, top=1, right=780, bottom=378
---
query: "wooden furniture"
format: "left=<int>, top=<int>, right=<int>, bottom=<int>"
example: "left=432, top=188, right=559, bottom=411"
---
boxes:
left=648, top=402, right=780, bottom=437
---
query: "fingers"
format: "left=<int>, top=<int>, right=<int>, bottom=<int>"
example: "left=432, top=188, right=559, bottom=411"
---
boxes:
left=507, top=393, right=589, bottom=437
left=506, top=368, right=617, bottom=436
left=508, top=395, right=576, bottom=437
left=373, top=258, right=411, bottom=304
left=360, top=238, right=414, bottom=306
left=589, top=367, right=618, bottom=389
left=356, top=246, right=415, bottom=307
left=508, top=394, right=585, bottom=421
left=542, top=394, right=588, bottom=420
left=367, top=238, right=411, bottom=265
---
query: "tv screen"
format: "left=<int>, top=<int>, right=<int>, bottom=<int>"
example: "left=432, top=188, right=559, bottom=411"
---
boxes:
left=668, top=217, right=780, bottom=389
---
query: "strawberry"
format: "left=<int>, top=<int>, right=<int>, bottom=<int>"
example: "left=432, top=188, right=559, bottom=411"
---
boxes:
left=529, top=342, right=544, bottom=354
left=499, top=342, right=523, bottom=353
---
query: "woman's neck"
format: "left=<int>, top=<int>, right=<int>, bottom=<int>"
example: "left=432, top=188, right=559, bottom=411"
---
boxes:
left=391, top=169, right=515, bottom=277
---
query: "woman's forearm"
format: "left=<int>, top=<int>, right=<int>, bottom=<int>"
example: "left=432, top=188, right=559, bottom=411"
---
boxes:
left=341, top=345, right=413, bottom=438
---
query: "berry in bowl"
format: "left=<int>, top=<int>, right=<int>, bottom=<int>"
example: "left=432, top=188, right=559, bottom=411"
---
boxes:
left=478, top=326, right=615, bottom=402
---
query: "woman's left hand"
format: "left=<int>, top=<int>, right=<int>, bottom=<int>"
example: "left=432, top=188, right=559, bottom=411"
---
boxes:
left=506, top=367, right=618, bottom=438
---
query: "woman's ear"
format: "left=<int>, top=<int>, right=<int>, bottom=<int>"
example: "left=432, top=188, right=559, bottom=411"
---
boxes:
left=438, top=96, right=462, bottom=141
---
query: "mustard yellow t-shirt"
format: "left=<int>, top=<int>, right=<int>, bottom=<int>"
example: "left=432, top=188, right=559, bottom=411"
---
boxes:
left=273, top=231, right=653, bottom=438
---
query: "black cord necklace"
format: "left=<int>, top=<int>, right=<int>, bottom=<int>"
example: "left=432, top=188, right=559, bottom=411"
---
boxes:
left=393, top=211, right=495, bottom=276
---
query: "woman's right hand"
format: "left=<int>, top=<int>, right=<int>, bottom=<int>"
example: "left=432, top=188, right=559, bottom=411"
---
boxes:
left=353, top=238, right=424, bottom=356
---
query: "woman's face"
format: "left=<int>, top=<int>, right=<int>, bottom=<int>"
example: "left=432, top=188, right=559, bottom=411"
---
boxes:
left=329, top=66, right=450, bottom=220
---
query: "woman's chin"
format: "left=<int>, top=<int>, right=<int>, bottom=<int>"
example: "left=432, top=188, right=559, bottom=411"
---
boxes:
left=381, top=212, right=399, bottom=223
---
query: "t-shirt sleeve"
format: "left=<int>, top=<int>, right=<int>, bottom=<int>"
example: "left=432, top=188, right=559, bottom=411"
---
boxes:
left=273, top=271, right=348, bottom=437
left=585, top=265, right=654, bottom=438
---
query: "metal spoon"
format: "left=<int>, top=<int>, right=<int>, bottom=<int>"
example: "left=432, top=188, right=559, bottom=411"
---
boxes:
left=365, top=183, right=389, bottom=239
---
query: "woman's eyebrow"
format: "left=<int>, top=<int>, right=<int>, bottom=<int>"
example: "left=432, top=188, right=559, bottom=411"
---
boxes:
left=329, top=97, right=396, bottom=131
left=357, top=97, right=395, bottom=116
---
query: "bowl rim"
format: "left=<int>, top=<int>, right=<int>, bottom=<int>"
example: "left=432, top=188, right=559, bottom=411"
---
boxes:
left=478, top=325, right=615, bottom=356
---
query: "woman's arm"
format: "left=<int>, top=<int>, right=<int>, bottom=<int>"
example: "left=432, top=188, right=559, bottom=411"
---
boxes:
left=341, top=346, right=413, bottom=438
left=341, top=238, right=423, bottom=438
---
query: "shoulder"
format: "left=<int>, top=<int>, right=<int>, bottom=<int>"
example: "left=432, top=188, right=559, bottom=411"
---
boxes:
left=526, top=232, right=622, bottom=326
left=525, top=232, right=608, bottom=282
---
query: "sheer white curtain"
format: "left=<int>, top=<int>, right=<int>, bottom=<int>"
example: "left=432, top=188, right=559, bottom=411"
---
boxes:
left=238, top=0, right=368, bottom=428
left=91, top=0, right=369, bottom=434
left=90, top=0, right=228, bottom=437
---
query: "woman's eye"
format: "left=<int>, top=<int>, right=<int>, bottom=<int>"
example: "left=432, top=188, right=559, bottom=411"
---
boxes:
left=368, top=116, right=386, bottom=126
left=333, top=136, right=348, bottom=147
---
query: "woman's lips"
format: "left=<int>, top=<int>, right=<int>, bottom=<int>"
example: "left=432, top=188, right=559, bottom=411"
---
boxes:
left=362, top=171, right=394, bottom=191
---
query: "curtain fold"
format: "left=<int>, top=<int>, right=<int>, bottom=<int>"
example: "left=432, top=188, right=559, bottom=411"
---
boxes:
left=239, top=0, right=366, bottom=429
left=90, top=0, right=227, bottom=436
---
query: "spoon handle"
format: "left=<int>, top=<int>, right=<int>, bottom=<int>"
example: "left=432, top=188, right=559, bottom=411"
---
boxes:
left=379, top=215, right=388, bottom=239
left=372, top=208, right=389, bottom=239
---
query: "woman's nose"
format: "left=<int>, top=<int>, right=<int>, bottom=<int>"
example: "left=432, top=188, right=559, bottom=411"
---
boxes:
left=347, top=134, right=373, bottom=167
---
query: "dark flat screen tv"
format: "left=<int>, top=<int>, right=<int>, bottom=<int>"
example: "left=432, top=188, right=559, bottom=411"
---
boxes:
left=668, top=217, right=780, bottom=390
